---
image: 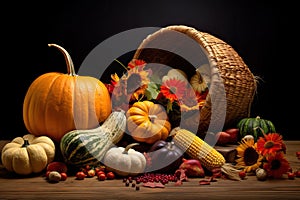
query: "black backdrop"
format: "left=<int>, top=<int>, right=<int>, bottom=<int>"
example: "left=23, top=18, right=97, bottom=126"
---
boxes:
left=1, top=0, right=298, bottom=140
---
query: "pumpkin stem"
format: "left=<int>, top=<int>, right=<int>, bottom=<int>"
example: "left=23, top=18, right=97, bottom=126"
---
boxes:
left=167, top=141, right=175, bottom=150
left=253, top=126, right=267, bottom=137
left=48, top=44, right=77, bottom=76
left=148, top=115, right=158, bottom=122
left=123, top=143, right=139, bottom=154
left=22, top=139, right=30, bottom=148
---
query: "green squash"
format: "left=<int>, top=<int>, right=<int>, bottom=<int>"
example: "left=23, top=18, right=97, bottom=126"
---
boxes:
left=60, top=110, right=126, bottom=168
left=236, top=116, right=276, bottom=141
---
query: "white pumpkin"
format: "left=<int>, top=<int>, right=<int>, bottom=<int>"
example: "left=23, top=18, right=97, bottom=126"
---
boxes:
left=162, top=68, right=188, bottom=83
left=103, top=143, right=146, bottom=177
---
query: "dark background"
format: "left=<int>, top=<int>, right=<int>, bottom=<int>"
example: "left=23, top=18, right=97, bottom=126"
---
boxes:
left=1, top=0, right=298, bottom=140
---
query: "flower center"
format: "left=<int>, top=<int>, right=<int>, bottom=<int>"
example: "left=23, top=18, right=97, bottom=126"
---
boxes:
left=270, top=159, right=281, bottom=170
left=244, top=147, right=259, bottom=166
left=169, top=86, right=177, bottom=94
left=127, top=73, right=142, bottom=93
left=264, top=141, right=275, bottom=149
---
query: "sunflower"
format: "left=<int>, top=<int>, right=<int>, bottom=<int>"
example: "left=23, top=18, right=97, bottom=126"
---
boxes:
left=111, top=59, right=151, bottom=103
left=122, top=64, right=151, bottom=94
left=263, top=152, right=290, bottom=179
left=256, top=133, right=284, bottom=156
left=235, top=138, right=263, bottom=172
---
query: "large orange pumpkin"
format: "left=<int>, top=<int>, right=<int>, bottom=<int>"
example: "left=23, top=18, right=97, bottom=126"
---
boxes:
left=126, top=100, right=171, bottom=144
left=23, top=44, right=112, bottom=142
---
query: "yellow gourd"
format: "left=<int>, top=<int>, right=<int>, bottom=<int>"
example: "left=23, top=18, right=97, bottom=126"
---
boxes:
left=1, top=134, right=55, bottom=175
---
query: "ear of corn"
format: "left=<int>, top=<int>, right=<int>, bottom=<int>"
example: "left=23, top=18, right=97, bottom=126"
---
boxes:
left=170, top=127, right=225, bottom=171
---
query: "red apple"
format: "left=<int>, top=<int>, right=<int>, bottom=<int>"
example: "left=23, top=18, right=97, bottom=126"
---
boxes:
left=215, top=131, right=231, bottom=145
left=224, top=128, right=239, bottom=143
left=179, top=158, right=205, bottom=177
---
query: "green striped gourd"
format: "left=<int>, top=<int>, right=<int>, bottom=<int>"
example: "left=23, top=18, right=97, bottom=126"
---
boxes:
left=60, top=109, right=126, bottom=168
left=236, top=116, right=276, bottom=141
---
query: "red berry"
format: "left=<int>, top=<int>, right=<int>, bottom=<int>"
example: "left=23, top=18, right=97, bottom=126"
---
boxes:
left=98, top=173, right=106, bottom=181
left=239, top=171, right=246, bottom=179
left=76, top=171, right=86, bottom=180
left=85, top=165, right=91, bottom=170
left=60, top=172, right=67, bottom=181
left=97, top=171, right=105, bottom=177
left=287, top=172, right=295, bottom=180
left=106, top=172, right=115, bottom=180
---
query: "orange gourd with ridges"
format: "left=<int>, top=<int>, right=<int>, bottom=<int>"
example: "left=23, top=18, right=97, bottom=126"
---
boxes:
left=23, top=44, right=112, bottom=142
left=126, top=100, right=171, bottom=144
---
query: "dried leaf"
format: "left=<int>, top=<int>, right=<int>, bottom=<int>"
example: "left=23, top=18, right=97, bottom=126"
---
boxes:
left=174, top=180, right=183, bottom=186
left=143, top=182, right=165, bottom=188
left=199, top=180, right=211, bottom=185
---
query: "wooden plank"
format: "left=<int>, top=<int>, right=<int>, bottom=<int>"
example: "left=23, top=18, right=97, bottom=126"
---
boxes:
left=0, top=141, right=299, bottom=200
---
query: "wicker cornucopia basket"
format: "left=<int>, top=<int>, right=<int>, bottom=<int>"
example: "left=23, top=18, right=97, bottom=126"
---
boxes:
left=132, top=25, right=257, bottom=139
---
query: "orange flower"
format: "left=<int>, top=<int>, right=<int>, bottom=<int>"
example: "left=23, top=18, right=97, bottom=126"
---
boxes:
left=128, top=59, right=146, bottom=69
left=160, top=78, right=186, bottom=103
left=263, top=152, right=290, bottom=179
left=180, top=88, right=207, bottom=112
left=257, top=133, right=284, bottom=156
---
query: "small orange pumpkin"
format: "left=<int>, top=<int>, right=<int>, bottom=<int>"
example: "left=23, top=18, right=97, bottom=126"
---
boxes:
left=126, top=100, right=171, bottom=144
left=23, top=44, right=112, bottom=142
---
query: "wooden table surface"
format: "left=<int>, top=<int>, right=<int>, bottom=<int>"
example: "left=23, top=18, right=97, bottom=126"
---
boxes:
left=0, top=140, right=299, bottom=200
